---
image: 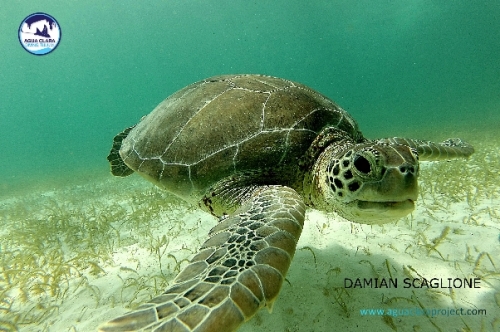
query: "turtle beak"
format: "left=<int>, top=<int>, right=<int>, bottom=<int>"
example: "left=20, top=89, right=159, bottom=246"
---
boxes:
left=364, top=163, right=419, bottom=203
left=350, top=154, right=419, bottom=224
left=355, top=198, right=415, bottom=223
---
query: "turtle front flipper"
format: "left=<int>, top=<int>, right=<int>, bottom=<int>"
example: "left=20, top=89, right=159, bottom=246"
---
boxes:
left=376, top=137, right=474, bottom=161
left=98, top=185, right=305, bottom=332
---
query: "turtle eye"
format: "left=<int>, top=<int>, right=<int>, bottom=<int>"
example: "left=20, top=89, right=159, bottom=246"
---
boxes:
left=353, top=154, right=371, bottom=174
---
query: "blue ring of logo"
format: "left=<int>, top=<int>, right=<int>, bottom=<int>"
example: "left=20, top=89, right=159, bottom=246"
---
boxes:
left=18, top=12, right=62, bottom=56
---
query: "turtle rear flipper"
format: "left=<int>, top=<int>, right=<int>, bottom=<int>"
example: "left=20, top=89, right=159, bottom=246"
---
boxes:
left=376, top=137, right=474, bottom=161
left=98, top=185, right=305, bottom=332
left=107, top=126, right=136, bottom=177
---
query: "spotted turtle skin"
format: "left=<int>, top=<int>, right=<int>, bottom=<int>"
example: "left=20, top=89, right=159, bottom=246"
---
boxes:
left=102, top=74, right=474, bottom=332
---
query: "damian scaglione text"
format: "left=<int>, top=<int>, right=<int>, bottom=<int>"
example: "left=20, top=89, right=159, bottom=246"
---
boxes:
left=344, top=277, right=481, bottom=289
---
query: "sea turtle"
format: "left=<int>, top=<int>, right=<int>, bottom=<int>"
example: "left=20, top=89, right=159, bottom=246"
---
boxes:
left=100, top=74, right=474, bottom=332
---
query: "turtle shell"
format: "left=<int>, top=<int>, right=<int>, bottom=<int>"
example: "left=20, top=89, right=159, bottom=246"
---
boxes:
left=119, top=74, right=361, bottom=199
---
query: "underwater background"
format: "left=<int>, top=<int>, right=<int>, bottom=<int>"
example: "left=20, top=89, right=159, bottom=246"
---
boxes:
left=2, top=0, right=500, bottom=192
left=1, top=1, right=499, bottom=331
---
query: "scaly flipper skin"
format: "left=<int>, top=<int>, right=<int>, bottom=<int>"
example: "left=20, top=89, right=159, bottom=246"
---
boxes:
left=98, top=186, right=305, bottom=332
left=376, top=137, right=474, bottom=161
left=104, top=75, right=476, bottom=331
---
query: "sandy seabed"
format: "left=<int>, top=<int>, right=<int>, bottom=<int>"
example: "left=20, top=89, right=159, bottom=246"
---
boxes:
left=1, top=133, right=499, bottom=332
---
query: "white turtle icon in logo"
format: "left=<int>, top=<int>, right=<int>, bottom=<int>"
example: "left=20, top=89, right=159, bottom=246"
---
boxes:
left=18, top=13, right=61, bottom=55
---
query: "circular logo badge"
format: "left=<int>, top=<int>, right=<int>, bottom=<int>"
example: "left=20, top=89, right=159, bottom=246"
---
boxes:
left=18, top=13, right=61, bottom=55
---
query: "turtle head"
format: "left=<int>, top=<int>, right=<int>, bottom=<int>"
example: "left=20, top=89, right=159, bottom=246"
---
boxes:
left=313, top=141, right=419, bottom=224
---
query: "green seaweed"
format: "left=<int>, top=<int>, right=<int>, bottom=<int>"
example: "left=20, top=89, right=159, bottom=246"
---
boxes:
left=381, top=314, right=397, bottom=331
left=1, top=130, right=499, bottom=331
left=299, top=246, right=318, bottom=269
left=0, top=175, right=193, bottom=329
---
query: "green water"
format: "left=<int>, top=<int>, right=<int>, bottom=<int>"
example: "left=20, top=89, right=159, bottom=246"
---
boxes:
left=1, top=2, right=500, bottom=331
left=1, top=1, right=499, bottom=189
